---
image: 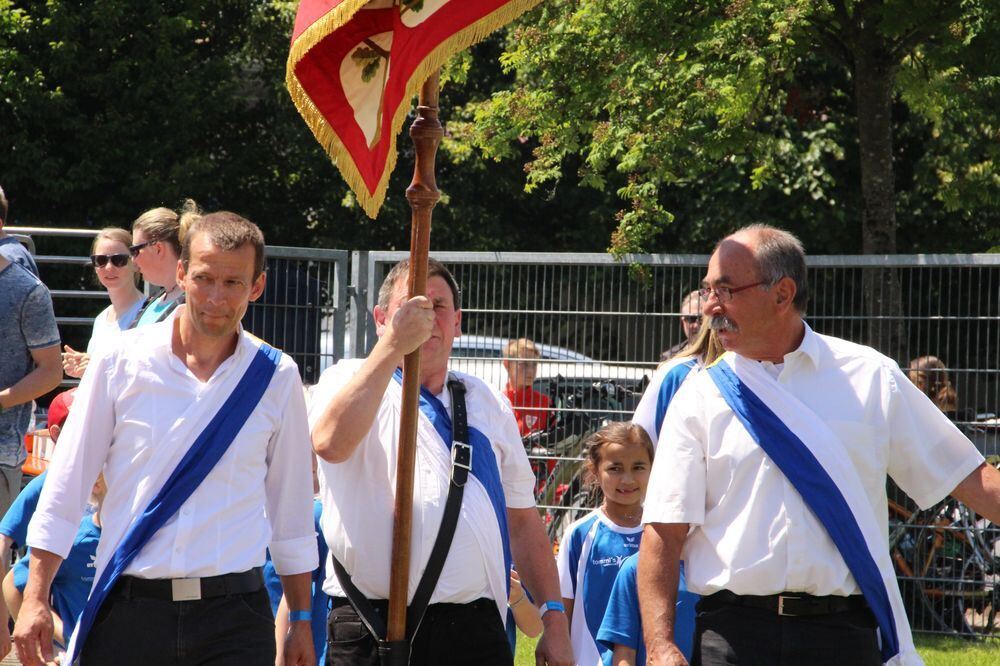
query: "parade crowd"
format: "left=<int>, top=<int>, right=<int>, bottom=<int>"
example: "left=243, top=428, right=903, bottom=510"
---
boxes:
left=1, top=185, right=999, bottom=666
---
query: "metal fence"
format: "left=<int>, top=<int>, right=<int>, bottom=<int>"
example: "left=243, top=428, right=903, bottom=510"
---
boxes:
left=10, top=229, right=1000, bottom=638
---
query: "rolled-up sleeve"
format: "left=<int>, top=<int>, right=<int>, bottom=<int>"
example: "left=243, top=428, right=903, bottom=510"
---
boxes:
left=643, top=382, right=706, bottom=526
left=265, top=362, right=320, bottom=575
left=28, top=351, right=116, bottom=557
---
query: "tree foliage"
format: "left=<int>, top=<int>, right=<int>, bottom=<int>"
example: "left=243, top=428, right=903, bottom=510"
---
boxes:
left=460, top=0, right=1000, bottom=254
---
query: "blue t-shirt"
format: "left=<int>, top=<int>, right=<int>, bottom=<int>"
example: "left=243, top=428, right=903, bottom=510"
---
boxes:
left=596, top=554, right=699, bottom=665
left=0, top=236, right=39, bottom=277
left=0, top=470, right=47, bottom=546
left=557, top=510, right=643, bottom=666
left=13, top=512, right=101, bottom=647
left=0, top=263, right=59, bottom=466
left=264, top=499, right=328, bottom=662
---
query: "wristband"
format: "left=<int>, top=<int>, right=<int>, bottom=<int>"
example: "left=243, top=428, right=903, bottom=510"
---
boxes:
left=509, top=593, right=526, bottom=609
left=538, top=600, right=565, bottom=616
left=288, top=610, right=312, bottom=622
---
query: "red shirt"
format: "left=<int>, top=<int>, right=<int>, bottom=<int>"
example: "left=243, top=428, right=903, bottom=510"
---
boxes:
left=504, top=386, right=553, bottom=437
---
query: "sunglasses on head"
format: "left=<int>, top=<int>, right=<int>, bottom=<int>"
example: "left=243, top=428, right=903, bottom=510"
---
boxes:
left=91, top=253, right=130, bottom=268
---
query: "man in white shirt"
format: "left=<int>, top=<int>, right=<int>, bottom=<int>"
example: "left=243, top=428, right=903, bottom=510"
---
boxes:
left=310, top=258, right=572, bottom=666
left=13, top=212, right=318, bottom=666
left=638, top=224, right=1000, bottom=666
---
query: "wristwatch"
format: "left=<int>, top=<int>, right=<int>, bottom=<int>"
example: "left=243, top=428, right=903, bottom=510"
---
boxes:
left=539, top=600, right=566, bottom=616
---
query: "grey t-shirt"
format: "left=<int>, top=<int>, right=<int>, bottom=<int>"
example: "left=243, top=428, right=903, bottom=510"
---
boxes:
left=0, top=262, right=59, bottom=466
left=0, top=236, right=39, bottom=277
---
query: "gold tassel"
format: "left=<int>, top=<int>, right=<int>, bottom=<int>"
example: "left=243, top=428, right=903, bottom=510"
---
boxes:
left=286, top=0, right=546, bottom=220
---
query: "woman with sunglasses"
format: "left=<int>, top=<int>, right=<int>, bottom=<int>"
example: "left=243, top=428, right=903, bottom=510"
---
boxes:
left=128, top=200, right=198, bottom=328
left=62, top=228, right=144, bottom=378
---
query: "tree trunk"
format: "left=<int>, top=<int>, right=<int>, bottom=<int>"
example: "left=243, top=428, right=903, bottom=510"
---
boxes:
left=854, top=20, right=904, bottom=357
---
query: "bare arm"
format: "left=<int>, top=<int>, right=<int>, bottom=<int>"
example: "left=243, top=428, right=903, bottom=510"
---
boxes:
left=311, top=297, right=432, bottom=463
left=508, top=571, right=543, bottom=638
left=507, top=507, right=573, bottom=666
left=638, top=523, right=689, bottom=666
left=951, top=462, right=1000, bottom=525
left=611, top=644, right=638, bottom=666
left=0, top=345, right=62, bottom=410
left=0, top=540, right=12, bottom=660
left=277, top=572, right=315, bottom=666
left=12, top=548, right=63, bottom=666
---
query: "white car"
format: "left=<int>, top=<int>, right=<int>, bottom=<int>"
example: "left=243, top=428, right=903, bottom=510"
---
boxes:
left=448, top=334, right=651, bottom=392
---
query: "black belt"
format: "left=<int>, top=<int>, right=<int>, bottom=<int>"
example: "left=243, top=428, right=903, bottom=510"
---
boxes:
left=701, top=590, right=869, bottom=617
left=113, top=567, right=264, bottom=602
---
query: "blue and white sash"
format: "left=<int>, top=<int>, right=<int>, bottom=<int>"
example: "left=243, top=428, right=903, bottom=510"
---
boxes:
left=654, top=358, right=698, bottom=438
left=67, top=342, right=281, bottom=664
left=391, top=370, right=512, bottom=620
left=706, top=355, right=919, bottom=665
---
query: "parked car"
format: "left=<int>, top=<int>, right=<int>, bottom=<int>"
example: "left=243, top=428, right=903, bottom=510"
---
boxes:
left=448, top=334, right=651, bottom=392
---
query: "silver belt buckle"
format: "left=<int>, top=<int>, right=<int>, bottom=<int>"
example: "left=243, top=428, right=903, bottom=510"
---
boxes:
left=777, top=595, right=798, bottom=616
left=171, top=578, right=202, bottom=601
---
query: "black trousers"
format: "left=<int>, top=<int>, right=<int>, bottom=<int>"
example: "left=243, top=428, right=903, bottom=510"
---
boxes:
left=326, top=596, right=512, bottom=666
left=692, top=599, right=882, bottom=666
left=80, top=586, right=276, bottom=665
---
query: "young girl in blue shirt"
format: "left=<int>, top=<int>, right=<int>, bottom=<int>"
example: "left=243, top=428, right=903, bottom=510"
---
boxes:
left=557, top=421, right=653, bottom=666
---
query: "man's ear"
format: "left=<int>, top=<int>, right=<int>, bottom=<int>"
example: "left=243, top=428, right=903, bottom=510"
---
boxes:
left=176, top=259, right=186, bottom=290
left=453, top=308, right=462, bottom=338
left=373, top=304, right=388, bottom=336
left=48, top=424, right=61, bottom=443
left=774, top=277, right=797, bottom=310
left=249, top=271, right=266, bottom=302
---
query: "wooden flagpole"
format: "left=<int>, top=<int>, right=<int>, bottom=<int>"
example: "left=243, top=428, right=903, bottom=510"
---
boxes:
left=387, top=70, right=442, bottom=645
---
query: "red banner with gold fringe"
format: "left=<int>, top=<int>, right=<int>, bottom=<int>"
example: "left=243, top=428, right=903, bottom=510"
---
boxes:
left=286, top=0, right=543, bottom=219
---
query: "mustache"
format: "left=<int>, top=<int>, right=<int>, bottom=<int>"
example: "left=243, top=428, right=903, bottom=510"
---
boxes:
left=709, top=315, right=739, bottom=333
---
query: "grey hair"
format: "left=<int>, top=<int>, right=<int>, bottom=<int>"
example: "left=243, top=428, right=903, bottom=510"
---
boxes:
left=730, top=223, right=808, bottom=313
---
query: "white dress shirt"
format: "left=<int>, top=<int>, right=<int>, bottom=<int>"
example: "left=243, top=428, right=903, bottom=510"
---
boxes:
left=310, top=359, right=536, bottom=606
left=28, top=320, right=318, bottom=579
left=644, top=324, right=984, bottom=597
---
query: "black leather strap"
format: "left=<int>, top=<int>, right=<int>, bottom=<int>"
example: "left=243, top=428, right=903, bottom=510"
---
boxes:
left=406, top=378, right=471, bottom=639
left=330, top=376, right=473, bottom=663
left=702, top=590, right=869, bottom=616
left=114, top=568, right=263, bottom=601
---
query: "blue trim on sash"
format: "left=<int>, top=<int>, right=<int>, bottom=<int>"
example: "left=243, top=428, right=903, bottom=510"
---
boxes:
left=392, top=369, right=512, bottom=596
left=69, top=343, right=281, bottom=663
left=655, top=359, right=698, bottom=437
left=706, top=361, right=900, bottom=662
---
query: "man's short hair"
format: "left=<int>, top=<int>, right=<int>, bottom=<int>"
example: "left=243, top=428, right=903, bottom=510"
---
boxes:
left=728, top=223, right=808, bottom=313
left=503, top=338, right=541, bottom=361
left=378, top=258, right=462, bottom=310
left=0, top=185, right=8, bottom=225
left=180, top=211, right=266, bottom=280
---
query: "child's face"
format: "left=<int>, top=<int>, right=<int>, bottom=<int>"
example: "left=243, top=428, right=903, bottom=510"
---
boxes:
left=504, top=357, right=539, bottom=389
left=597, top=442, right=651, bottom=509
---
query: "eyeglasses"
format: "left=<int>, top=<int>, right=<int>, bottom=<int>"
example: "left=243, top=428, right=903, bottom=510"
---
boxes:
left=699, top=281, right=767, bottom=303
left=128, top=241, right=153, bottom=257
left=90, top=253, right=131, bottom=268
left=681, top=315, right=700, bottom=325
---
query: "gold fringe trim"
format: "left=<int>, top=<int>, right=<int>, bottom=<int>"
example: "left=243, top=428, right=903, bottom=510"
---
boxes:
left=286, top=0, right=546, bottom=219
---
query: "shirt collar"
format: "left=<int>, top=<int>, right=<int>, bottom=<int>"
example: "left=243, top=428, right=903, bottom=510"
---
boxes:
left=784, top=320, right=820, bottom=368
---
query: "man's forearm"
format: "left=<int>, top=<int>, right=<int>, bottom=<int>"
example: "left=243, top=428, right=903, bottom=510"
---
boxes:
left=22, top=549, right=62, bottom=604
left=0, top=351, right=62, bottom=409
left=312, top=338, right=402, bottom=463
left=508, top=508, right=561, bottom=603
left=638, top=523, right=687, bottom=657
left=278, top=572, right=313, bottom=614
left=952, top=462, right=1000, bottom=525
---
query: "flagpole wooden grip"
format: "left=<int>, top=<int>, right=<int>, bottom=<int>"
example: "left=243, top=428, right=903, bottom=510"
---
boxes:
left=387, top=70, right=442, bottom=644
